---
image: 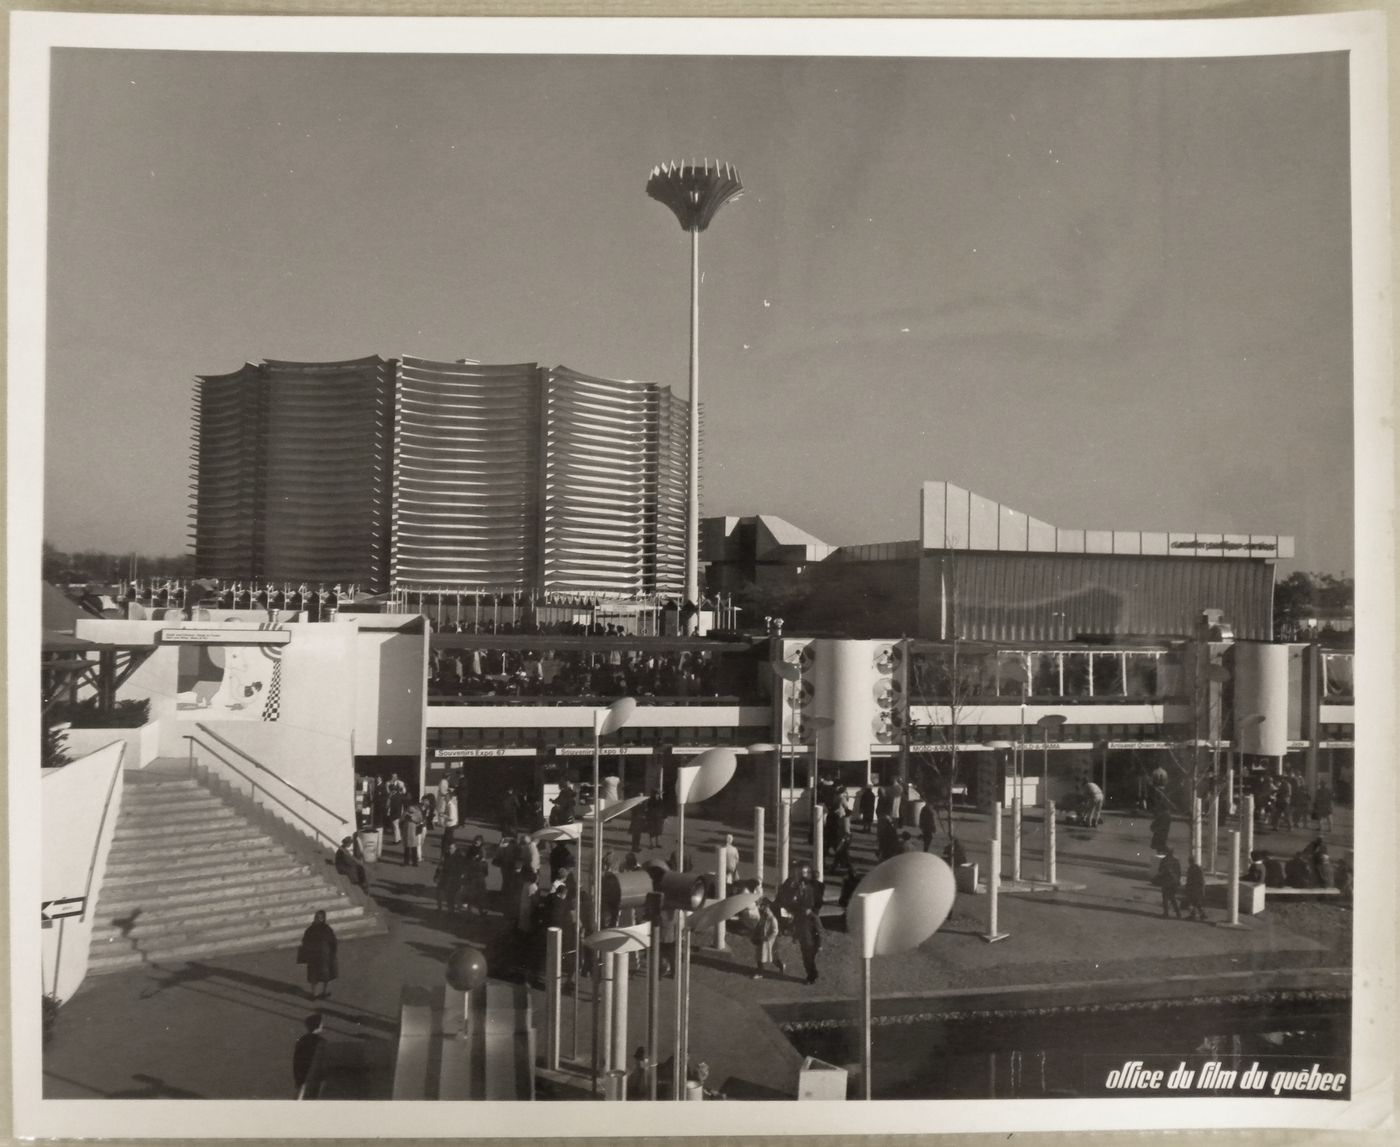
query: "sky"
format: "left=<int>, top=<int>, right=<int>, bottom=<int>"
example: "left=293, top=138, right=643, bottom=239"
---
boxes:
left=42, top=47, right=1355, bottom=574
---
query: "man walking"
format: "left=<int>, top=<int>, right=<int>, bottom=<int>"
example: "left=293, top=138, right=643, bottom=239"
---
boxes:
left=1081, top=778, right=1104, bottom=828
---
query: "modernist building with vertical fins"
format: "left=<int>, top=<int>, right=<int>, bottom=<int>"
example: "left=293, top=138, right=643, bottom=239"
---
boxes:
left=192, top=356, right=394, bottom=592
left=191, top=356, right=689, bottom=598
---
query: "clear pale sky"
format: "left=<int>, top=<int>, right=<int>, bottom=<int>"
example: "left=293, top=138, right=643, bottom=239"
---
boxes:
left=43, top=48, right=1354, bottom=574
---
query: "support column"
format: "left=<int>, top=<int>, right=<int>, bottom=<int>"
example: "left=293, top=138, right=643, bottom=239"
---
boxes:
left=611, top=950, right=629, bottom=1089
left=713, top=844, right=728, bottom=950
left=545, top=926, right=562, bottom=1071
left=1045, top=800, right=1057, bottom=885
left=1227, top=830, right=1241, bottom=927
left=1011, top=796, right=1022, bottom=883
left=779, top=800, right=791, bottom=884
left=1191, top=796, right=1202, bottom=867
left=599, top=952, right=615, bottom=1081
left=753, top=806, right=765, bottom=892
left=813, top=807, right=825, bottom=885
left=1207, top=792, right=1219, bottom=875
left=1242, top=793, right=1255, bottom=863
left=983, top=808, right=1008, bottom=943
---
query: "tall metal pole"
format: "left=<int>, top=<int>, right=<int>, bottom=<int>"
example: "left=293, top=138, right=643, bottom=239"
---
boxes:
left=546, top=926, right=562, bottom=1071
left=647, top=910, right=660, bottom=1100
left=611, top=949, right=629, bottom=1089
left=685, top=226, right=700, bottom=629
left=672, top=910, right=687, bottom=1100
left=862, top=953, right=873, bottom=1100
left=591, top=714, right=605, bottom=1084
left=679, top=926, right=693, bottom=1097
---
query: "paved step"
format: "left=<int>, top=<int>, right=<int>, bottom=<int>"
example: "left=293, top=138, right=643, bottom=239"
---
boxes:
left=97, top=870, right=344, bottom=916
left=102, top=857, right=303, bottom=890
left=99, top=859, right=315, bottom=902
left=91, top=889, right=366, bottom=942
left=87, top=772, right=386, bottom=976
left=117, top=805, right=241, bottom=828
left=104, top=838, right=282, bottom=874
left=88, top=912, right=385, bottom=974
left=112, top=822, right=264, bottom=848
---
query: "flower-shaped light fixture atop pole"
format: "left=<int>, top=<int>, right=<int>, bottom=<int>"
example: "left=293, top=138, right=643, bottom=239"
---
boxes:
left=646, top=160, right=743, bottom=632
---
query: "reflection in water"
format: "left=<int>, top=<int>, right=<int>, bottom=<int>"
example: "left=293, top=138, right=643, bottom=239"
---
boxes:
left=783, top=995, right=1350, bottom=1099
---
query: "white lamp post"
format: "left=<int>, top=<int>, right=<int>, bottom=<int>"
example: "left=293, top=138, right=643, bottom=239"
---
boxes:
left=851, top=853, right=957, bottom=1099
left=669, top=747, right=738, bottom=1099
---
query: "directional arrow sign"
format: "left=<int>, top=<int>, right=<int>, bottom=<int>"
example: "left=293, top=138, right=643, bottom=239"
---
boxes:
left=41, top=896, right=86, bottom=922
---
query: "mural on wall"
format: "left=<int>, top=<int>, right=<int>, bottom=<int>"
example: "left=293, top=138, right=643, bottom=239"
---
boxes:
left=175, top=625, right=286, bottom=720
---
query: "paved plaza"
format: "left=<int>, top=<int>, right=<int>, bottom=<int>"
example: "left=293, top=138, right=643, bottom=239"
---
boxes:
left=43, top=798, right=1352, bottom=1101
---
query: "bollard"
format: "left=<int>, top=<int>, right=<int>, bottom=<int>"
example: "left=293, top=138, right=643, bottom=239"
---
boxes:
left=1191, top=796, right=1202, bottom=867
left=813, top=807, right=825, bottom=885
left=1046, top=800, right=1057, bottom=885
left=1242, top=793, right=1254, bottom=863
left=610, top=950, right=629, bottom=1087
left=779, top=800, right=791, bottom=884
left=1227, top=830, right=1241, bottom=926
left=1225, top=764, right=1235, bottom=819
left=1011, top=797, right=1022, bottom=883
left=713, top=843, right=728, bottom=950
left=984, top=808, right=1008, bottom=943
left=545, top=926, right=563, bottom=1071
left=753, top=806, right=766, bottom=892
left=1208, top=792, right=1219, bottom=875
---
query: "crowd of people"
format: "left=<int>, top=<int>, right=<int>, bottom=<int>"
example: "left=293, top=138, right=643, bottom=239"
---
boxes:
left=428, top=636, right=724, bottom=700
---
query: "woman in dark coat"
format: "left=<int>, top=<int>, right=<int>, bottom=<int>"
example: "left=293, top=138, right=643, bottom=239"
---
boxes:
left=299, top=909, right=339, bottom=1000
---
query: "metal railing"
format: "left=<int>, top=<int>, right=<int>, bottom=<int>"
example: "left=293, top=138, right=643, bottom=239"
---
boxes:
left=81, top=748, right=126, bottom=923
left=185, top=725, right=349, bottom=850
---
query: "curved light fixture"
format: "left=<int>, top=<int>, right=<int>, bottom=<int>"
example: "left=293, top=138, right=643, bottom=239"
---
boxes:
left=676, top=746, right=737, bottom=805
left=852, top=852, right=957, bottom=957
left=645, top=159, right=743, bottom=232
left=598, top=696, right=637, bottom=736
left=686, top=891, right=759, bottom=934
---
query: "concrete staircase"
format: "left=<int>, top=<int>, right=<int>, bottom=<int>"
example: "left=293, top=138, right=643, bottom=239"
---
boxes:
left=88, top=768, right=384, bottom=974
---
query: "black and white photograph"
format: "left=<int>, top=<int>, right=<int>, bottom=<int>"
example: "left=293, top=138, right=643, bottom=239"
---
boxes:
left=9, top=9, right=1393, bottom=1140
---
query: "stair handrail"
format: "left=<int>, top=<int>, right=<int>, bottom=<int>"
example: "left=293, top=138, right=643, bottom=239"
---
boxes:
left=80, top=749, right=126, bottom=922
left=184, top=729, right=349, bottom=850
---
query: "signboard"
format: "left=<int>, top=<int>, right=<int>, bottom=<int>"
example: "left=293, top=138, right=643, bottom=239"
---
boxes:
left=555, top=746, right=653, bottom=757
left=161, top=628, right=292, bottom=645
left=41, top=896, right=86, bottom=922
left=433, top=747, right=534, bottom=759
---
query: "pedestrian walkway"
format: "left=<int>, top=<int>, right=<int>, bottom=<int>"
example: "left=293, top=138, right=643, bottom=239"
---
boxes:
left=42, top=798, right=1352, bottom=1101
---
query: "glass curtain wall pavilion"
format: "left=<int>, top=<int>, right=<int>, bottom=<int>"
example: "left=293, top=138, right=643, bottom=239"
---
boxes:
left=191, top=356, right=394, bottom=592
left=391, top=357, right=545, bottom=592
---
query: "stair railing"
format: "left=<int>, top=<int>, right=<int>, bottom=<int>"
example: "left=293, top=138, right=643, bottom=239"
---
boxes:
left=81, top=749, right=126, bottom=924
left=183, top=727, right=350, bottom=851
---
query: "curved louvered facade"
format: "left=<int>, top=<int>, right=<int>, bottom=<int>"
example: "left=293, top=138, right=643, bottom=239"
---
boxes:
left=193, top=355, right=688, bottom=600
left=392, top=358, right=544, bottom=591
left=191, top=357, right=393, bottom=592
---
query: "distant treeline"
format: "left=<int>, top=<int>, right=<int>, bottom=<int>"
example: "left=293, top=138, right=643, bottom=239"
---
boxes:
left=44, top=541, right=194, bottom=586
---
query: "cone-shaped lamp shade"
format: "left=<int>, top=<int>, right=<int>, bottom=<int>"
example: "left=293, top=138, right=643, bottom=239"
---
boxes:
left=676, top=747, right=737, bottom=805
left=599, top=697, right=637, bottom=737
left=686, top=891, right=759, bottom=934
left=583, top=923, right=652, bottom=954
left=852, top=852, right=956, bottom=957
left=532, top=823, right=583, bottom=843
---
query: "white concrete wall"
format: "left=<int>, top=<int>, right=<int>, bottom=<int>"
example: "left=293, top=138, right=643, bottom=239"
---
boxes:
left=64, top=722, right=159, bottom=770
left=426, top=704, right=769, bottom=730
left=42, top=742, right=125, bottom=1002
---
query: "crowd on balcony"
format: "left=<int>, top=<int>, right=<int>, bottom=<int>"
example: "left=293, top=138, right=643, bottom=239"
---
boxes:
left=429, top=629, right=723, bottom=700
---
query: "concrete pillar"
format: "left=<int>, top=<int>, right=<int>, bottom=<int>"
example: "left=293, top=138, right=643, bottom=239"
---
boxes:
left=1228, top=830, right=1241, bottom=926
left=1045, top=800, right=1057, bottom=885
left=1242, top=793, right=1255, bottom=863
left=713, top=844, right=727, bottom=950
left=1011, top=797, right=1022, bottom=883
left=600, top=951, right=615, bottom=1077
left=1191, top=796, right=1202, bottom=867
left=813, top=806, right=825, bottom=885
left=545, top=926, right=562, bottom=1071
left=753, top=806, right=765, bottom=892
left=1207, top=792, right=1219, bottom=875
left=779, top=800, right=791, bottom=884
left=610, top=950, right=629, bottom=1085
left=985, top=809, right=1007, bottom=942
